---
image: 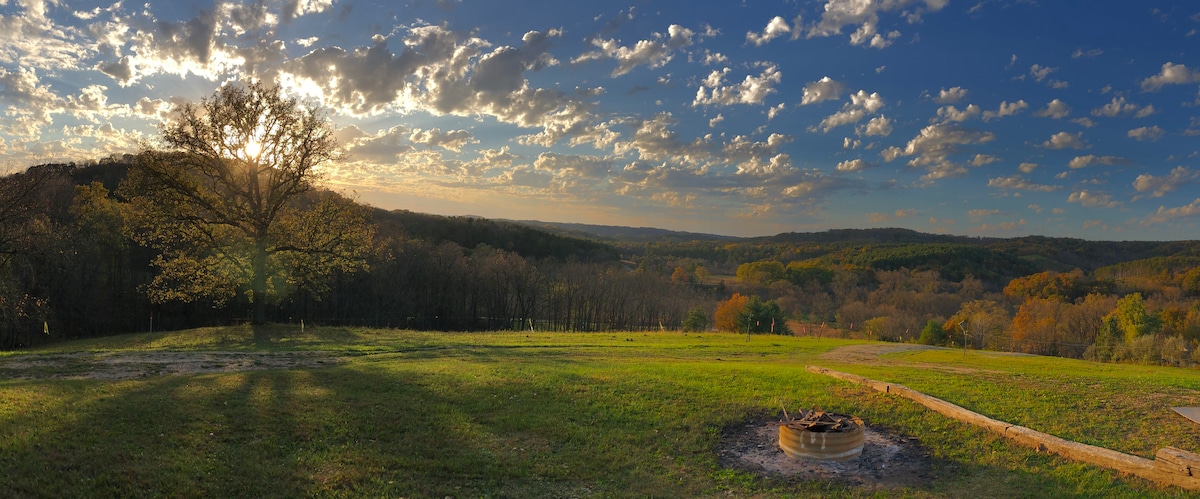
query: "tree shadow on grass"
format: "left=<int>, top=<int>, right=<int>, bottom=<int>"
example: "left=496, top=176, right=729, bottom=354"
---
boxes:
left=0, top=346, right=1187, bottom=498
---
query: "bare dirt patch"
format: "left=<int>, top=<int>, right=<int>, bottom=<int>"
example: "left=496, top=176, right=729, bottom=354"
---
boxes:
left=0, top=351, right=346, bottom=380
left=717, top=415, right=937, bottom=490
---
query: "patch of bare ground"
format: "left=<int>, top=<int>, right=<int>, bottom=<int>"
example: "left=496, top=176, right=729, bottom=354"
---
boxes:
left=0, top=351, right=346, bottom=380
left=717, top=415, right=938, bottom=490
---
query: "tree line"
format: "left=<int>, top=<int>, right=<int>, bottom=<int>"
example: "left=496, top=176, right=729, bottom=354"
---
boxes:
left=711, top=256, right=1200, bottom=367
left=0, top=160, right=709, bottom=348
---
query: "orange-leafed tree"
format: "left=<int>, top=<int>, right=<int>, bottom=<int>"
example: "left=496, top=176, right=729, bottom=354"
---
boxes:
left=714, top=293, right=750, bottom=332
left=1009, top=297, right=1062, bottom=355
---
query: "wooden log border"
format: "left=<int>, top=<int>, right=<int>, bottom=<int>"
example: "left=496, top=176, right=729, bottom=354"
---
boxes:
left=806, top=365, right=1200, bottom=490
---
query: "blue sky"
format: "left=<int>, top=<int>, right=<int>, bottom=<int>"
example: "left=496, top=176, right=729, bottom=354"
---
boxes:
left=2, top=0, right=1200, bottom=239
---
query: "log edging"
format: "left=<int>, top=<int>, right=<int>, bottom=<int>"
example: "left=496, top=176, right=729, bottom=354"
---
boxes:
left=806, top=365, right=1200, bottom=490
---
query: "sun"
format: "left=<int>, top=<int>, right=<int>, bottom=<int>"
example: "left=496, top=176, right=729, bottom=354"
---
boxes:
left=243, top=138, right=262, bottom=160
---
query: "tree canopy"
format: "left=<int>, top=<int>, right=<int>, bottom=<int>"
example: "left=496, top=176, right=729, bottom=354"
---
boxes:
left=121, top=82, right=374, bottom=327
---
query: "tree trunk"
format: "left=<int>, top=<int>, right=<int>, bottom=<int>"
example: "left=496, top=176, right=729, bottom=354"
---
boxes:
left=252, top=240, right=268, bottom=327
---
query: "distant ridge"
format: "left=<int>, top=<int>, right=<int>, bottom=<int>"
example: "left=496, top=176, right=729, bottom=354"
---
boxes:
left=505, top=221, right=1200, bottom=275
left=508, top=220, right=739, bottom=243
left=755, top=227, right=974, bottom=245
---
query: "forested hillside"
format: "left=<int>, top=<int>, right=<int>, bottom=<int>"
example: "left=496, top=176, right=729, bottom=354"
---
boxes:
left=518, top=215, right=1200, bottom=367
left=5, top=160, right=1200, bottom=370
left=377, top=211, right=619, bottom=262
left=0, top=161, right=687, bottom=348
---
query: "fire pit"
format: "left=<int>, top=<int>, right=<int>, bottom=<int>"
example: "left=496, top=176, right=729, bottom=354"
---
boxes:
left=778, top=408, right=865, bottom=462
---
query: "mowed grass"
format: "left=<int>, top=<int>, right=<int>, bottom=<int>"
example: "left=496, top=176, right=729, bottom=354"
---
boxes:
left=826, top=348, right=1200, bottom=460
left=0, top=328, right=1198, bottom=497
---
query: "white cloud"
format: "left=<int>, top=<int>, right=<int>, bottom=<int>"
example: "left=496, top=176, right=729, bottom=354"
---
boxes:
left=692, top=65, right=782, bottom=107
left=1033, top=99, right=1070, bottom=119
left=812, top=90, right=885, bottom=132
left=409, top=128, right=475, bottom=152
left=881, top=123, right=996, bottom=179
left=1042, top=131, right=1086, bottom=150
left=1029, top=64, right=1057, bottom=82
left=988, top=176, right=1060, bottom=192
left=1144, top=199, right=1200, bottom=224
left=577, top=24, right=697, bottom=77
left=836, top=158, right=873, bottom=172
left=613, top=113, right=712, bottom=165
left=287, top=27, right=476, bottom=115
left=1091, top=96, right=1155, bottom=118
left=801, top=76, right=845, bottom=105
left=935, top=104, right=980, bottom=122
left=0, top=0, right=97, bottom=72
left=700, top=49, right=727, bottom=65
left=340, top=125, right=417, bottom=164
left=533, top=152, right=614, bottom=178
left=474, top=146, right=519, bottom=171
left=0, top=66, right=65, bottom=137
left=970, top=154, right=1000, bottom=166
left=1133, top=166, right=1200, bottom=198
left=1071, top=48, right=1103, bottom=58
left=723, top=133, right=795, bottom=176
left=285, top=27, right=609, bottom=150
left=283, top=0, right=336, bottom=20
left=858, top=115, right=892, bottom=136
left=1071, top=117, right=1097, bottom=128
left=806, top=0, right=946, bottom=48
left=498, top=166, right=553, bottom=189
left=850, top=22, right=900, bottom=49
left=933, top=86, right=968, bottom=104
left=112, top=5, right=270, bottom=85
left=1068, top=190, right=1121, bottom=208
left=1127, top=125, right=1165, bottom=142
left=708, top=114, right=725, bottom=128
left=746, top=16, right=794, bottom=46
left=1067, top=155, right=1133, bottom=169
left=131, top=97, right=172, bottom=120
left=1018, top=162, right=1038, bottom=173
left=1140, top=62, right=1200, bottom=92
left=982, top=100, right=1028, bottom=121
left=767, top=103, right=786, bottom=120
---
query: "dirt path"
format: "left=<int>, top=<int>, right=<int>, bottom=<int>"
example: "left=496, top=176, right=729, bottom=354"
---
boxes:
left=0, top=351, right=347, bottom=380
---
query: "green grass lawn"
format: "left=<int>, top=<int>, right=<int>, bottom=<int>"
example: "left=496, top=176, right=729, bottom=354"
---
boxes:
left=2, top=327, right=1199, bottom=497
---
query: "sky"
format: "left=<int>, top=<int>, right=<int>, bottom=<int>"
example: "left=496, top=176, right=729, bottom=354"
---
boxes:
left=2, top=0, right=1200, bottom=240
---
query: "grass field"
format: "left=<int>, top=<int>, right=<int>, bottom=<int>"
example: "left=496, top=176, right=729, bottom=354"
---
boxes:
left=2, top=326, right=1200, bottom=497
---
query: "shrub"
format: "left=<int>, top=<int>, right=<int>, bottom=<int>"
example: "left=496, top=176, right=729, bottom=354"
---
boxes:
left=1113, top=335, right=1159, bottom=364
left=737, top=296, right=792, bottom=335
left=1159, top=336, right=1191, bottom=367
left=681, top=307, right=709, bottom=332
left=917, top=319, right=947, bottom=346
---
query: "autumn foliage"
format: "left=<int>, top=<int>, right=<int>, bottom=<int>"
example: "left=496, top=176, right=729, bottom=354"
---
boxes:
left=714, top=293, right=750, bottom=332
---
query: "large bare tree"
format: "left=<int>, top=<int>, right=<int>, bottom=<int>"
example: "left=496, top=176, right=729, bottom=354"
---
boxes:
left=122, top=82, right=374, bottom=327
